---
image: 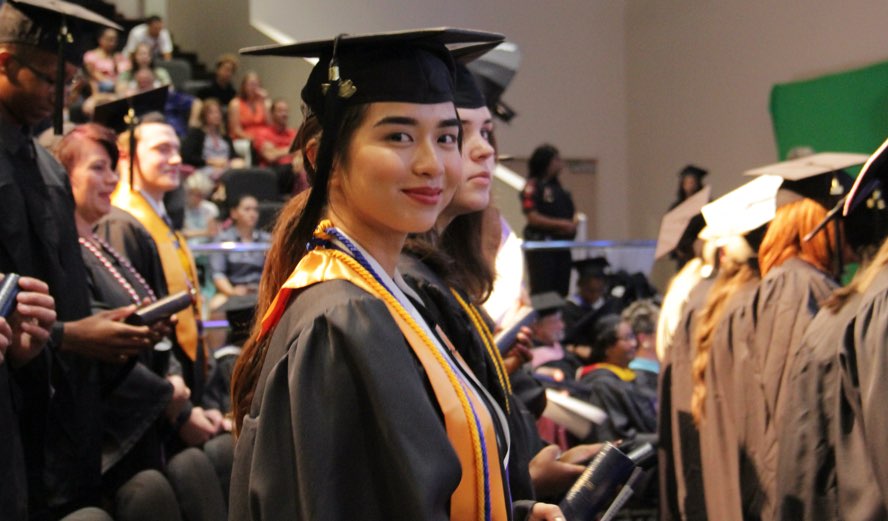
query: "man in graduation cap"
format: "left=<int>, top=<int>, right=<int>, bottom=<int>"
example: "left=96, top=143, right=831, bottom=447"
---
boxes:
left=0, top=1, right=166, bottom=519
left=94, top=92, right=225, bottom=450
left=562, top=257, right=622, bottom=333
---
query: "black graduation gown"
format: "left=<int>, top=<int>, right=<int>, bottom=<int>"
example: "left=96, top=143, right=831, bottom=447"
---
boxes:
left=398, top=253, right=541, bottom=504
left=697, top=279, right=758, bottom=521
left=657, top=276, right=713, bottom=521
left=0, top=118, right=100, bottom=518
left=849, top=267, right=888, bottom=513
left=231, top=279, right=504, bottom=520
left=774, top=295, right=859, bottom=520
left=836, top=289, right=886, bottom=519
left=579, top=367, right=657, bottom=444
left=561, top=296, right=622, bottom=335
left=80, top=241, right=173, bottom=493
left=97, top=207, right=208, bottom=402
left=747, top=257, right=837, bottom=520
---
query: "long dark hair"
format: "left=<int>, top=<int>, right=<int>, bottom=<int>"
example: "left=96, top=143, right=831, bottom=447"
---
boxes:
left=527, top=143, right=559, bottom=180
left=231, top=106, right=367, bottom=433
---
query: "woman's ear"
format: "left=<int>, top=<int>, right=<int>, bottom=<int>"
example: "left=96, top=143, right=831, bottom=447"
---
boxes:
left=304, top=137, right=320, bottom=171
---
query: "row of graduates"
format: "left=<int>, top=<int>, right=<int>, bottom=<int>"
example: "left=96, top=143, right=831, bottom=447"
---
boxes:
left=659, top=147, right=888, bottom=520
left=0, top=1, right=239, bottom=519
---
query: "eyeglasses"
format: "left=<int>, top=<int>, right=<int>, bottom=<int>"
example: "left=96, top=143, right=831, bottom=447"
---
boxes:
left=8, top=55, right=77, bottom=89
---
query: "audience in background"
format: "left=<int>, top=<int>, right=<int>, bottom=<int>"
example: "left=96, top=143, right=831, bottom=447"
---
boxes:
left=227, top=71, right=268, bottom=142
left=182, top=174, right=220, bottom=245
left=253, top=99, right=296, bottom=167
left=116, top=42, right=172, bottom=95
left=123, top=15, right=173, bottom=61
left=83, top=28, right=129, bottom=93
left=197, top=54, right=239, bottom=107
left=181, top=98, right=241, bottom=178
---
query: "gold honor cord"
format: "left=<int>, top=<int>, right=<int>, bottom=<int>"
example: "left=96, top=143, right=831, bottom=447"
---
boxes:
left=449, top=289, right=512, bottom=413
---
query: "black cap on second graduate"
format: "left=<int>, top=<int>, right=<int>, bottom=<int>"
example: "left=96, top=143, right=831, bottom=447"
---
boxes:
left=451, top=42, right=500, bottom=110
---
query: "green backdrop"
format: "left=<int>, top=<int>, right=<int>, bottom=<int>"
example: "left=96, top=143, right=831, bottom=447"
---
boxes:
left=770, top=59, right=888, bottom=162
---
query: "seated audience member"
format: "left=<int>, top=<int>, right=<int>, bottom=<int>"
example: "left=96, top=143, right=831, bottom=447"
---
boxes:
left=253, top=99, right=297, bottom=167
left=227, top=71, right=268, bottom=142
left=83, top=28, right=129, bottom=93
left=196, top=54, right=238, bottom=107
left=116, top=42, right=172, bottom=95
left=208, top=195, right=269, bottom=312
left=181, top=98, right=240, bottom=178
left=622, top=299, right=660, bottom=407
left=123, top=15, right=173, bottom=61
left=528, top=291, right=581, bottom=382
left=563, top=257, right=622, bottom=332
left=182, top=174, right=220, bottom=245
left=576, top=314, right=657, bottom=446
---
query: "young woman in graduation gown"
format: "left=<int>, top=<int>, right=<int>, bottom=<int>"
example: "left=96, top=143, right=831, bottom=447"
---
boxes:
left=229, top=29, right=564, bottom=521
left=656, top=242, right=716, bottom=521
left=399, top=61, right=598, bottom=504
left=836, top=140, right=888, bottom=517
left=743, top=186, right=846, bottom=520
left=690, top=233, right=761, bottom=521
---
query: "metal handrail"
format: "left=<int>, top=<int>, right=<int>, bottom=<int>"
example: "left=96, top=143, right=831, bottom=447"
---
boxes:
left=190, top=241, right=271, bottom=253
left=522, top=239, right=656, bottom=251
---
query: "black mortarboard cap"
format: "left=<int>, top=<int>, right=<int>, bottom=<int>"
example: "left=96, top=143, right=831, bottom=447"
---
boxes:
left=679, top=164, right=707, bottom=179
left=453, top=62, right=486, bottom=109
left=573, top=257, right=609, bottom=280
left=838, top=138, right=888, bottom=248
left=240, top=28, right=503, bottom=252
left=745, top=152, right=864, bottom=209
left=844, top=138, right=888, bottom=217
left=222, top=294, right=257, bottom=346
left=0, top=0, right=120, bottom=64
left=530, top=291, right=565, bottom=317
left=240, top=28, right=503, bottom=118
left=92, top=85, right=169, bottom=134
left=0, top=0, right=121, bottom=134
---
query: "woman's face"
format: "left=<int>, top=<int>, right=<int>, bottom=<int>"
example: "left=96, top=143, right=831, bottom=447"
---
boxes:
left=605, top=321, right=637, bottom=368
left=134, top=44, right=151, bottom=68
left=231, top=196, right=259, bottom=229
left=204, top=103, right=222, bottom=127
left=99, top=30, right=117, bottom=52
left=243, top=75, right=260, bottom=97
left=329, top=101, right=462, bottom=243
left=448, top=106, right=495, bottom=215
left=70, top=139, right=119, bottom=225
left=681, top=174, right=701, bottom=196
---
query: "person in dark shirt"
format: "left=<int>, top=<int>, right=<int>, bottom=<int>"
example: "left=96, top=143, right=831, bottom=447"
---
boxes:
left=521, top=143, right=577, bottom=297
left=196, top=54, right=238, bottom=107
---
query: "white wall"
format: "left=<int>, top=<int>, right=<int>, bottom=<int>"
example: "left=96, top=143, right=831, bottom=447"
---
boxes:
left=625, top=1, right=888, bottom=240
left=169, top=0, right=630, bottom=240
